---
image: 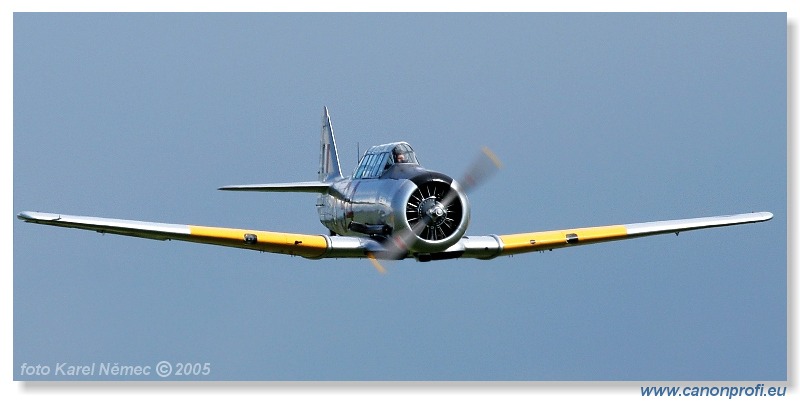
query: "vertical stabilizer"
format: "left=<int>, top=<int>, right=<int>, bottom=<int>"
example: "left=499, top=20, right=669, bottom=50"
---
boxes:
left=319, top=106, right=343, bottom=182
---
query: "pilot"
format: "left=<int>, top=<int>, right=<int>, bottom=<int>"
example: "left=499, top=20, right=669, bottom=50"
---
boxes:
left=393, top=148, right=406, bottom=163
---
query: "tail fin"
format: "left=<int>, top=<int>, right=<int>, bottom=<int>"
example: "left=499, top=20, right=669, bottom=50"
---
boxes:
left=319, top=106, right=343, bottom=182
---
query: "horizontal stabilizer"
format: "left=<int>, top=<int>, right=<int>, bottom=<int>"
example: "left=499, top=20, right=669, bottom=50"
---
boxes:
left=218, top=181, right=331, bottom=193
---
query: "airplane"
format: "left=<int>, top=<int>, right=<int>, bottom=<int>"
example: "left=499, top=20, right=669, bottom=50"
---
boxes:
left=17, top=107, right=773, bottom=267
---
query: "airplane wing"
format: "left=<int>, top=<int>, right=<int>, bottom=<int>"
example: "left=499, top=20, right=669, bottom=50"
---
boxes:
left=16, top=211, right=377, bottom=259
left=457, top=212, right=773, bottom=259
left=17, top=211, right=772, bottom=262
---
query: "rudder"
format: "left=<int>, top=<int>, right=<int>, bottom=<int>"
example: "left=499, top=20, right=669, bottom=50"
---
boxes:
left=319, top=106, right=343, bottom=182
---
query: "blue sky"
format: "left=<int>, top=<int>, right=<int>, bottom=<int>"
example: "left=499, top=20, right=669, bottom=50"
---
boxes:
left=13, top=12, right=785, bottom=381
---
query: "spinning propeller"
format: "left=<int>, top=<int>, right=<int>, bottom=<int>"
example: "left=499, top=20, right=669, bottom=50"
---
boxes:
left=369, top=147, right=502, bottom=273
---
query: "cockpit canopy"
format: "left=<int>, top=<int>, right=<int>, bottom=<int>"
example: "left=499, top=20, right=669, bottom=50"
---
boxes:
left=353, top=142, right=419, bottom=179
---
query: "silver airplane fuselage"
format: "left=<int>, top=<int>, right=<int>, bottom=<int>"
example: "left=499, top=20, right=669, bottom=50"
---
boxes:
left=316, top=143, right=470, bottom=255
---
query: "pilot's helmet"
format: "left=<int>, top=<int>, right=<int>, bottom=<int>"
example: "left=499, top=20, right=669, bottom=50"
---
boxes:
left=393, top=146, right=407, bottom=163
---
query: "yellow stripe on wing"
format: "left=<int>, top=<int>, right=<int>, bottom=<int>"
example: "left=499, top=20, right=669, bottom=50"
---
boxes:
left=499, top=225, right=628, bottom=255
left=188, top=225, right=329, bottom=258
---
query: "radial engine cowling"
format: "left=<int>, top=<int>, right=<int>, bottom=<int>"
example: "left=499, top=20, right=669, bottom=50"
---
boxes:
left=390, top=175, right=470, bottom=254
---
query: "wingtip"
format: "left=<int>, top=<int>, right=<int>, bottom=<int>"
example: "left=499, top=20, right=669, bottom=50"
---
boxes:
left=17, top=211, right=60, bottom=222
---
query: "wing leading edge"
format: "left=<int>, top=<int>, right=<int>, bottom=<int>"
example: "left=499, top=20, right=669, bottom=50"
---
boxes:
left=458, top=211, right=773, bottom=259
